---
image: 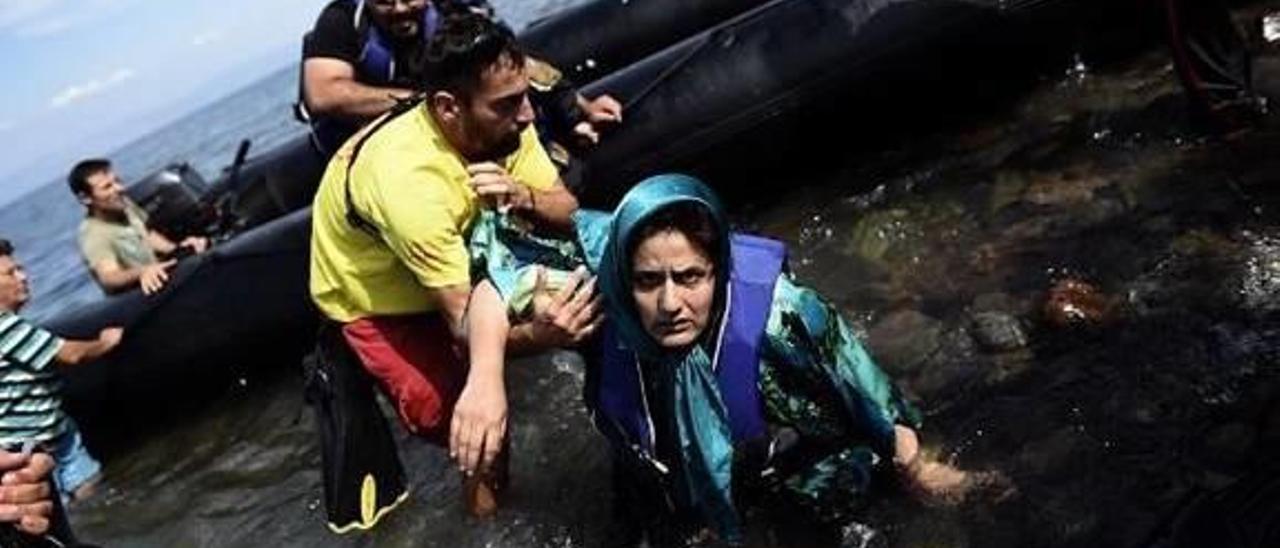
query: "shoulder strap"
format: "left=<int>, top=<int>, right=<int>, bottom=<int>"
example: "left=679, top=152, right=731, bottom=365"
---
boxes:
left=714, top=234, right=787, bottom=442
left=343, top=98, right=424, bottom=236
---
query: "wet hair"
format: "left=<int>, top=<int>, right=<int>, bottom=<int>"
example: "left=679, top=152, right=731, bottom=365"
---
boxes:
left=0, top=239, right=11, bottom=258
left=629, top=202, right=723, bottom=268
left=412, top=12, right=524, bottom=100
left=433, top=0, right=494, bottom=18
left=68, top=158, right=111, bottom=197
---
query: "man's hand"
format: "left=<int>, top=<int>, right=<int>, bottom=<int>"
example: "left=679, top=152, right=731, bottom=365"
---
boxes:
left=449, top=376, right=508, bottom=476
left=97, top=327, right=124, bottom=353
left=0, top=451, right=54, bottom=536
left=139, top=260, right=176, bottom=296
left=527, top=266, right=603, bottom=348
left=573, top=94, right=623, bottom=145
left=179, top=236, right=209, bottom=255
left=468, top=163, right=532, bottom=214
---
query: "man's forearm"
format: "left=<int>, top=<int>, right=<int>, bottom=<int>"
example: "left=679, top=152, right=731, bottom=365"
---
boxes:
left=520, top=184, right=579, bottom=235
left=308, top=79, right=414, bottom=121
left=146, top=230, right=177, bottom=256
left=96, top=267, right=144, bottom=293
left=56, top=338, right=111, bottom=366
left=468, top=282, right=510, bottom=383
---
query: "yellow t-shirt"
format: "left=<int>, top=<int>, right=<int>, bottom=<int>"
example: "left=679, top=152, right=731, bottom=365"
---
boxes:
left=309, top=105, right=558, bottom=322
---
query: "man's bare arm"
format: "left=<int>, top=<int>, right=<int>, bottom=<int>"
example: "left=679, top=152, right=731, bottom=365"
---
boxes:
left=468, top=163, right=579, bottom=234
left=303, top=58, right=415, bottom=121
left=146, top=229, right=177, bottom=256
left=429, top=283, right=473, bottom=343
left=452, top=281, right=510, bottom=473
left=91, top=259, right=175, bottom=295
left=55, top=327, right=123, bottom=366
left=520, top=180, right=579, bottom=234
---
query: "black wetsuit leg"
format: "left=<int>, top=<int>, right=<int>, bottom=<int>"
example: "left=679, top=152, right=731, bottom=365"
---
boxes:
left=304, top=322, right=408, bottom=532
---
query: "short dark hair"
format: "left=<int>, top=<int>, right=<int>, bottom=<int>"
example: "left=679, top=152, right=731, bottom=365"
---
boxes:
left=414, top=12, right=524, bottom=99
left=629, top=202, right=723, bottom=268
left=68, top=158, right=112, bottom=197
left=0, top=238, right=12, bottom=258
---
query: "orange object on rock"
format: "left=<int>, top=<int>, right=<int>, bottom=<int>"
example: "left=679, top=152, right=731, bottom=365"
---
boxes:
left=1044, top=278, right=1114, bottom=328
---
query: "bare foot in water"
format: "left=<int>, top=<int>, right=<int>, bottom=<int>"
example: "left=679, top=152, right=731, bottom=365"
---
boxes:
left=464, top=456, right=509, bottom=518
left=464, top=474, right=500, bottom=518
left=893, top=425, right=1016, bottom=506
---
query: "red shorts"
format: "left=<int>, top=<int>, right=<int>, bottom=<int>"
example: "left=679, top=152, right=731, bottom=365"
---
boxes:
left=341, top=314, right=466, bottom=442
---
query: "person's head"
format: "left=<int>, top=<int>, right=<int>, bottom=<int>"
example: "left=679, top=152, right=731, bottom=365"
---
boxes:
left=628, top=203, right=723, bottom=350
left=0, top=239, right=30, bottom=312
left=364, top=0, right=429, bottom=41
left=68, top=159, right=126, bottom=216
left=418, top=12, right=533, bottom=161
left=582, top=174, right=731, bottom=356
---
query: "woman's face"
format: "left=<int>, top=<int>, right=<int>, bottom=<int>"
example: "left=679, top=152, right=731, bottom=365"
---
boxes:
left=631, top=229, right=717, bottom=349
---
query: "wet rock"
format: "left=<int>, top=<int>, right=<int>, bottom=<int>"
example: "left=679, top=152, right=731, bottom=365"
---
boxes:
left=1034, top=493, right=1101, bottom=543
left=1021, top=171, right=1114, bottom=207
left=1002, top=215, right=1058, bottom=241
left=952, top=124, right=1008, bottom=153
left=1200, top=422, right=1257, bottom=468
left=1261, top=414, right=1280, bottom=461
left=1130, top=401, right=1160, bottom=425
left=1068, top=196, right=1129, bottom=228
left=909, top=331, right=983, bottom=400
left=894, top=512, right=971, bottom=548
left=839, top=521, right=889, bottom=548
left=1015, top=429, right=1085, bottom=478
left=968, top=243, right=1002, bottom=275
left=987, top=349, right=1036, bottom=383
left=866, top=309, right=944, bottom=376
left=1239, top=231, right=1280, bottom=312
left=972, top=292, right=1024, bottom=315
left=1194, top=470, right=1239, bottom=491
left=988, top=171, right=1030, bottom=214
left=846, top=208, right=913, bottom=262
left=1043, top=278, right=1117, bottom=328
left=968, top=312, right=1029, bottom=352
left=1170, top=228, right=1238, bottom=257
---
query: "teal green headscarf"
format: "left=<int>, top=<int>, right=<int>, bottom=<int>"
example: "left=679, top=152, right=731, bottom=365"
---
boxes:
left=574, top=174, right=746, bottom=542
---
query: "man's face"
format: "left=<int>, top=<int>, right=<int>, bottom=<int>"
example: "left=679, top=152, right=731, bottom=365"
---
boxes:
left=366, top=0, right=428, bottom=41
left=0, top=256, right=30, bottom=311
left=458, top=54, right=536, bottom=161
left=82, top=169, right=126, bottom=215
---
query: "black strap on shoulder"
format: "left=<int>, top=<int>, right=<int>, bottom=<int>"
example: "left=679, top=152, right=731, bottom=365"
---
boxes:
left=343, top=96, right=425, bottom=236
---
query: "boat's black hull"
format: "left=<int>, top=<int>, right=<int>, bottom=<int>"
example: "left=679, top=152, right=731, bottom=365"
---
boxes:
left=520, top=0, right=775, bottom=84
left=48, top=209, right=315, bottom=449
left=573, top=0, right=1119, bottom=206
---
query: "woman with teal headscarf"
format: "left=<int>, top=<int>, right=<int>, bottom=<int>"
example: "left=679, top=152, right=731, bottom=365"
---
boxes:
left=470, top=174, right=996, bottom=546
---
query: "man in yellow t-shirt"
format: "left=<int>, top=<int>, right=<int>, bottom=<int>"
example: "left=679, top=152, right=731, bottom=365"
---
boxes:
left=308, top=12, right=599, bottom=530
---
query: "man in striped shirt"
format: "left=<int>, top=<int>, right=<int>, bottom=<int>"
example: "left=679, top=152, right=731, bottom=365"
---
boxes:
left=0, top=238, right=123, bottom=504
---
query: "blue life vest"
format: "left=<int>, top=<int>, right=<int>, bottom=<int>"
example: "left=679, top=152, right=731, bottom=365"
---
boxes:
left=594, top=234, right=787, bottom=459
left=347, top=0, right=441, bottom=85
left=310, top=0, right=455, bottom=154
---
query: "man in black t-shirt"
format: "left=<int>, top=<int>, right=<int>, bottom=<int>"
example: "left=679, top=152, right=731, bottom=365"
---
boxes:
left=300, top=0, right=622, bottom=156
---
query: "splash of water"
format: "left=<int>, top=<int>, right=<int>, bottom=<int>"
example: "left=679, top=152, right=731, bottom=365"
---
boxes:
left=1239, top=231, right=1280, bottom=313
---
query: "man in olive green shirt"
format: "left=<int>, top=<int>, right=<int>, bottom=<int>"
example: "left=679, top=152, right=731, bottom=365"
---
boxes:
left=68, top=159, right=209, bottom=295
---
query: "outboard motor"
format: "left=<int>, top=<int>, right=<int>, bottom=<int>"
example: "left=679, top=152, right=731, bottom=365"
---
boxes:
left=124, top=163, right=217, bottom=241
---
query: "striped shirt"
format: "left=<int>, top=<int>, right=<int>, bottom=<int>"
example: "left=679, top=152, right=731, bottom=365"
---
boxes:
left=0, top=311, right=67, bottom=443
